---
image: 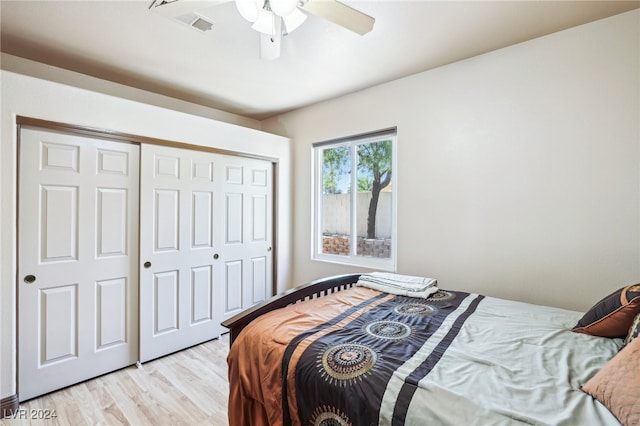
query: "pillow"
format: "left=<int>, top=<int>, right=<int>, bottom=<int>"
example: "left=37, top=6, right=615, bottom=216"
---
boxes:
left=623, top=311, right=640, bottom=347
left=573, top=284, right=640, bottom=338
left=581, top=336, right=640, bottom=426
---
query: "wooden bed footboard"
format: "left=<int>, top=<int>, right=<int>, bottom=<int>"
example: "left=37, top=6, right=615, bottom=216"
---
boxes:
left=221, top=273, right=362, bottom=345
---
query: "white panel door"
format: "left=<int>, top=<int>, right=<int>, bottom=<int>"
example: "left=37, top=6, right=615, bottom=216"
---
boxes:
left=140, top=146, right=273, bottom=361
left=218, top=156, right=273, bottom=322
left=140, top=145, right=226, bottom=362
left=18, top=128, right=139, bottom=401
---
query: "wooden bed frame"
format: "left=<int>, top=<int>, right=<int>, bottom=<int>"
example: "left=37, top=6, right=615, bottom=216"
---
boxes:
left=221, top=273, right=362, bottom=345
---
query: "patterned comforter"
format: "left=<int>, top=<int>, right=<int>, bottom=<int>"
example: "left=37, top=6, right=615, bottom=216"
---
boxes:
left=227, top=286, right=621, bottom=426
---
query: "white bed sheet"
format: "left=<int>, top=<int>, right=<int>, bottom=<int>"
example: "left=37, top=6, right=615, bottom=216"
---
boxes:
left=396, top=296, right=622, bottom=425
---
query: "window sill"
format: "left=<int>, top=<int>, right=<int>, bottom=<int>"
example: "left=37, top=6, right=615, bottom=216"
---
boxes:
left=312, top=253, right=396, bottom=272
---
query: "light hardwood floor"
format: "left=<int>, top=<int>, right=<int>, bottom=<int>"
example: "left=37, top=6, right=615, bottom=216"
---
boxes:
left=2, top=335, right=230, bottom=426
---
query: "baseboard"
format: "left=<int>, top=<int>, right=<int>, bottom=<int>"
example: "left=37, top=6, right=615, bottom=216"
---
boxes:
left=1, top=394, right=19, bottom=419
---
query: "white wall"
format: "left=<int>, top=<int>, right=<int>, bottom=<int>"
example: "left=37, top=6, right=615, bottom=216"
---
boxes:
left=263, top=11, right=640, bottom=312
left=0, top=69, right=292, bottom=401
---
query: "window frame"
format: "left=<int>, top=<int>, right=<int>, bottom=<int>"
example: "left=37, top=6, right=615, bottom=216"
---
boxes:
left=311, top=128, right=397, bottom=271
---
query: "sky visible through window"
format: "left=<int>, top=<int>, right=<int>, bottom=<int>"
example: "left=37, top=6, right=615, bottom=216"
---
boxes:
left=322, top=145, right=382, bottom=195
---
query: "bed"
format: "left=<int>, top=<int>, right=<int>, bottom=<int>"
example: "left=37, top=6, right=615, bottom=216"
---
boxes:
left=222, top=273, right=640, bottom=426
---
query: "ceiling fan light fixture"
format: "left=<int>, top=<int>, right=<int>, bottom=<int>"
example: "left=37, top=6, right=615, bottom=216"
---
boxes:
left=282, top=8, right=306, bottom=33
left=235, top=0, right=261, bottom=22
left=231, top=0, right=374, bottom=59
left=270, top=0, right=298, bottom=17
left=251, top=8, right=275, bottom=34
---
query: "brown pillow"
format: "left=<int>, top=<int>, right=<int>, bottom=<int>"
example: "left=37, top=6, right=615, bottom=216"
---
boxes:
left=623, top=312, right=640, bottom=347
left=573, top=284, right=640, bottom=338
left=582, top=336, right=640, bottom=426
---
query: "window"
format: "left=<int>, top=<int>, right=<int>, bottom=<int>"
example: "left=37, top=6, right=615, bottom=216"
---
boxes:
left=312, top=128, right=397, bottom=270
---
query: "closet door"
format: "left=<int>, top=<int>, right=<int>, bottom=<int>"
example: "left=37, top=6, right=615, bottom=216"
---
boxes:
left=140, top=145, right=216, bottom=362
left=139, top=145, right=223, bottom=362
left=139, top=145, right=273, bottom=362
left=18, top=128, right=139, bottom=401
left=218, top=156, right=273, bottom=322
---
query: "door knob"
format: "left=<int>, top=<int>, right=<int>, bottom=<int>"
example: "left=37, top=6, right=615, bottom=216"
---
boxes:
left=143, top=261, right=152, bottom=269
left=213, top=253, right=219, bottom=260
left=267, top=246, right=272, bottom=252
left=24, top=275, right=36, bottom=284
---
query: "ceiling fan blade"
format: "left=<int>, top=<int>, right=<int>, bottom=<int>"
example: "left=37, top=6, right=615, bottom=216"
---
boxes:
left=299, top=0, right=374, bottom=35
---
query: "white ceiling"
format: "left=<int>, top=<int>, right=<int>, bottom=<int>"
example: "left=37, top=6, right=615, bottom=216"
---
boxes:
left=1, top=0, right=638, bottom=120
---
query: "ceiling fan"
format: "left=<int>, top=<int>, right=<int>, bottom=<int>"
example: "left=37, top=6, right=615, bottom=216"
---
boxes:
left=149, top=0, right=375, bottom=60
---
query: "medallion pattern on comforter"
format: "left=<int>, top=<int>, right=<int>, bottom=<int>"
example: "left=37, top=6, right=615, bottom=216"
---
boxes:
left=227, top=286, right=483, bottom=426
left=283, top=289, right=483, bottom=426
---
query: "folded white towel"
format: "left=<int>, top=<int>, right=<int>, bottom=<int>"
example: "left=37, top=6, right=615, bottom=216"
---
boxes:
left=356, top=272, right=438, bottom=299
